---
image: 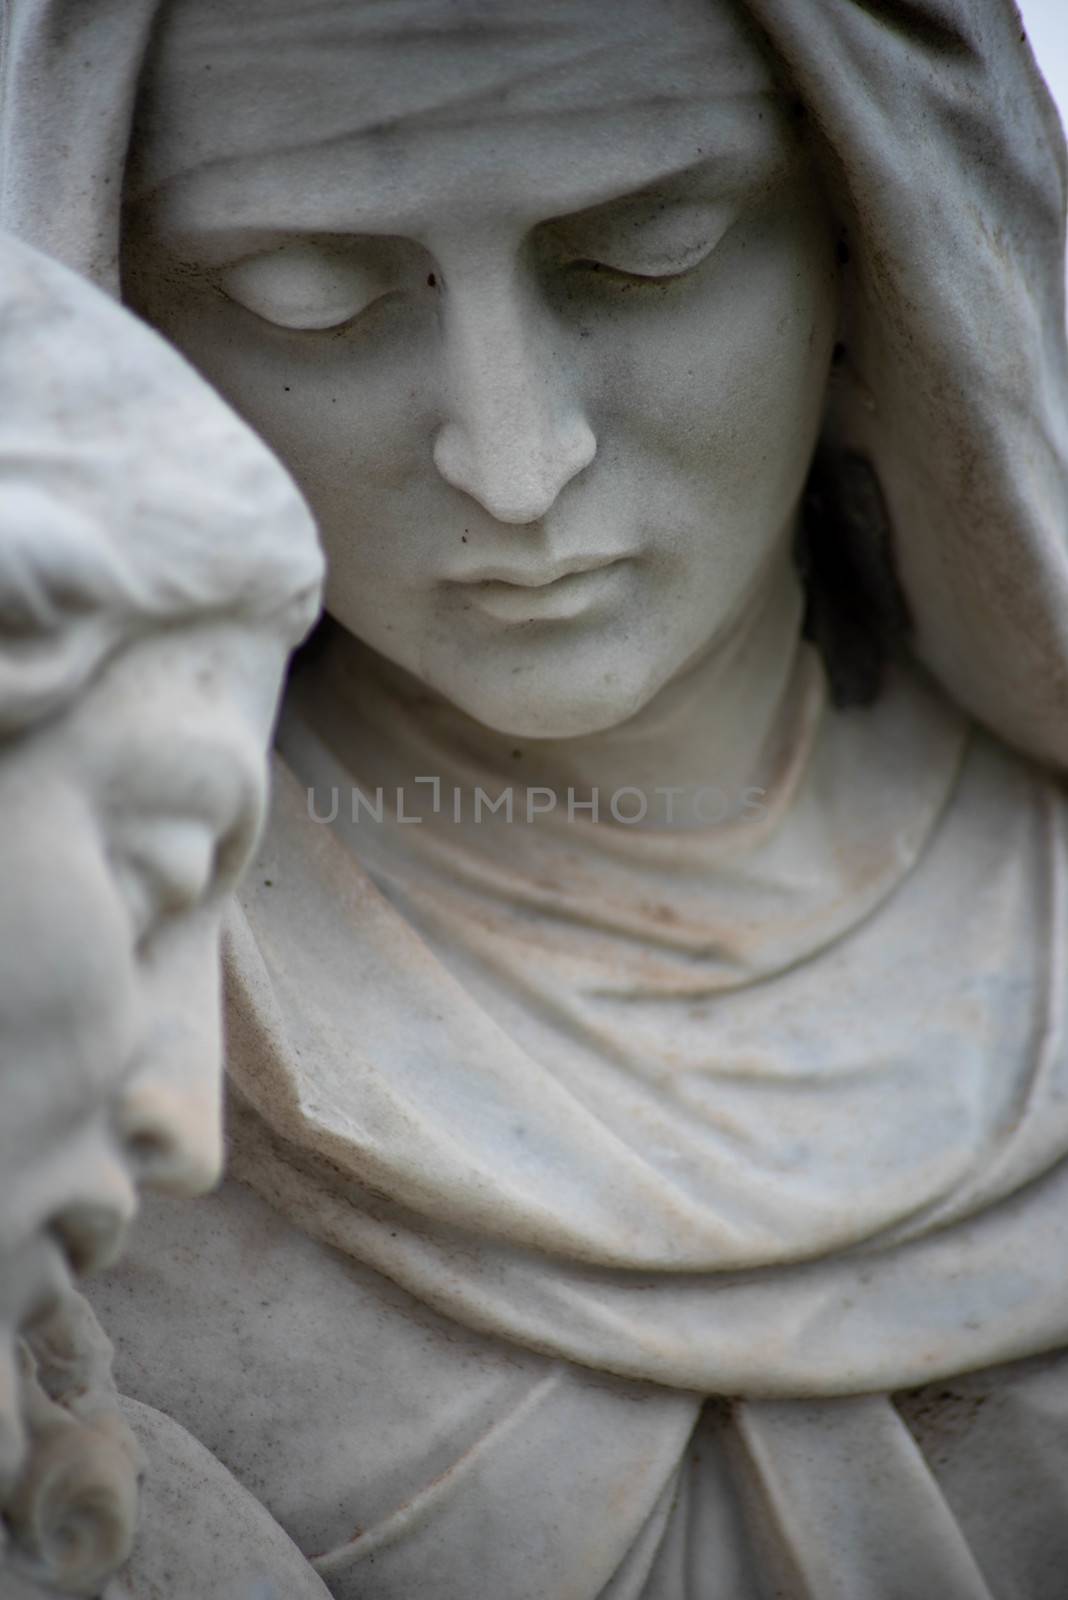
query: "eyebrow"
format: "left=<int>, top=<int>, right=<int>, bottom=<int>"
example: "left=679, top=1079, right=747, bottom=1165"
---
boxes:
left=131, top=95, right=794, bottom=254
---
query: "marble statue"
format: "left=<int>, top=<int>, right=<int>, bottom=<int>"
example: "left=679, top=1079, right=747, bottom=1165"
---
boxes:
left=0, top=233, right=323, bottom=1594
left=4, top=0, right=1068, bottom=1594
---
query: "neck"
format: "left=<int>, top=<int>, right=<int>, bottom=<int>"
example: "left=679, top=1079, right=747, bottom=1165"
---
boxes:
left=320, top=550, right=810, bottom=829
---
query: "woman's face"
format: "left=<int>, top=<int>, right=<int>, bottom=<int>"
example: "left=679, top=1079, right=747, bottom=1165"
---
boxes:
left=125, top=0, right=837, bottom=737
left=0, top=619, right=284, bottom=1497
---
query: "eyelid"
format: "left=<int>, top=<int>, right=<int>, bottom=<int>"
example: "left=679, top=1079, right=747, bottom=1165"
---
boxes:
left=112, top=818, right=220, bottom=946
left=218, top=241, right=391, bottom=331
left=549, top=198, right=741, bottom=281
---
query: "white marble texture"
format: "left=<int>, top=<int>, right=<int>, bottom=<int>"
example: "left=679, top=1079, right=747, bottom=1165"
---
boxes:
left=4, top=0, right=1068, bottom=1594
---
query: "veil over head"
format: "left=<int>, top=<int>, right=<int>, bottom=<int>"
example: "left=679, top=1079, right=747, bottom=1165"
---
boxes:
left=2, top=0, right=1068, bottom=767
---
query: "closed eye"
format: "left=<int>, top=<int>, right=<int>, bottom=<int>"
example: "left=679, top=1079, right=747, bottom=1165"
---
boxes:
left=566, top=252, right=710, bottom=285
left=111, top=819, right=220, bottom=949
left=218, top=240, right=397, bottom=332
left=546, top=198, right=741, bottom=285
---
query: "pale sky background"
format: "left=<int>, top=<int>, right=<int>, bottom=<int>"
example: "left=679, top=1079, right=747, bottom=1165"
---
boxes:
left=1019, top=0, right=1068, bottom=138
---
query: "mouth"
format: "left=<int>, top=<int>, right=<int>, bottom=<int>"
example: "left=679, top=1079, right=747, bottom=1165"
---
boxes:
left=450, top=556, right=629, bottom=622
left=47, top=1204, right=128, bottom=1279
left=6, top=1232, right=73, bottom=1339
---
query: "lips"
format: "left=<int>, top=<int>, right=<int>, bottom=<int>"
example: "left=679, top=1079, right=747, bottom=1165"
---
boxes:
left=452, top=553, right=624, bottom=589
left=47, top=1203, right=129, bottom=1278
left=1, top=1231, right=72, bottom=1348
left=447, top=555, right=630, bottom=622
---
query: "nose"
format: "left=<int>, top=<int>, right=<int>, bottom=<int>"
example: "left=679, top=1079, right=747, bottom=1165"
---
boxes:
left=114, top=928, right=226, bottom=1197
left=432, top=261, right=596, bottom=524
left=114, top=1077, right=223, bottom=1196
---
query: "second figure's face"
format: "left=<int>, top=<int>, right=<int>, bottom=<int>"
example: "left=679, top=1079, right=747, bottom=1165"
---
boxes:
left=0, top=618, right=285, bottom=1496
left=126, top=0, right=837, bottom=737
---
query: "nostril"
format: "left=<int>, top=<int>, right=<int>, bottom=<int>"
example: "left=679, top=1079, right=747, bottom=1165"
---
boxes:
left=116, top=1100, right=167, bottom=1158
left=115, top=1086, right=222, bottom=1196
left=122, top=1127, right=171, bottom=1167
left=117, top=1108, right=182, bottom=1182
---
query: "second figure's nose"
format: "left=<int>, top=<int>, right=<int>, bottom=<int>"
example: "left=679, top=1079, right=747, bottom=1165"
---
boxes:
left=431, top=264, right=596, bottom=524
left=114, top=1078, right=223, bottom=1197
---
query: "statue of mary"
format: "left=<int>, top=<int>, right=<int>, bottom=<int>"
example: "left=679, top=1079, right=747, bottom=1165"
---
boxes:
left=4, top=0, right=1068, bottom=1594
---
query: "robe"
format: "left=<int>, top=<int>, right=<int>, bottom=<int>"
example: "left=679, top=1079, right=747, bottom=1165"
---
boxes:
left=92, top=642, right=1068, bottom=1598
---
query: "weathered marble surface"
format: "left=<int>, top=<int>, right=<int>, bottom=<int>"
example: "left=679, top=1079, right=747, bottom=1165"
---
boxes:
left=5, top=0, right=1068, bottom=1595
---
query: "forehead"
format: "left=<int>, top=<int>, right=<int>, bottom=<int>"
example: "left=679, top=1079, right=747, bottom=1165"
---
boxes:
left=131, top=0, right=789, bottom=234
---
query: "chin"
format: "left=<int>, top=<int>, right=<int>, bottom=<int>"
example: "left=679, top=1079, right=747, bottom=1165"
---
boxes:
left=441, top=657, right=671, bottom=741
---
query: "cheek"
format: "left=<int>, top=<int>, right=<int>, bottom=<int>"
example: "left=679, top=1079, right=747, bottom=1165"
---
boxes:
left=0, top=843, right=139, bottom=1210
left=0, top=835, right=136, bottom=1057
left=130, top=284, right=437, bottom=567
left=587, top=204, right=836, bottom=512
